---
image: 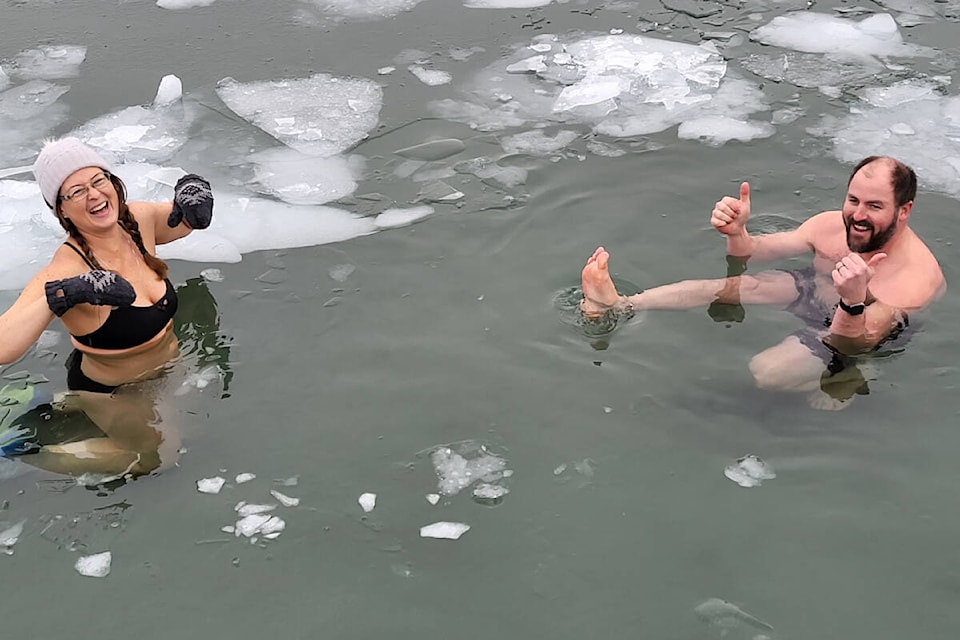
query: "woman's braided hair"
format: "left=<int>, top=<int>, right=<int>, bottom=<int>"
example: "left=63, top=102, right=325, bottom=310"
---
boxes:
left=54, top=172, right=168, bottom=280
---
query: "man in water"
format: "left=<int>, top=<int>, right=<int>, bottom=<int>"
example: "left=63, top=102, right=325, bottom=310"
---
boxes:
left=580, top=156, right=945, bottom=404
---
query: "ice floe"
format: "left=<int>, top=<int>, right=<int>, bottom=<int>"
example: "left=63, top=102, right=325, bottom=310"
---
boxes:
left=431, top=442, right=508, bottom=496
left=197, top=476, right=226, bottom=494
left=75, top=551, right=112, bottom=578
left=270, top=490, right=300, bottom=507
left=358, top=492, right=377, bottom=512
left=7, top=46, right=86, bottom=81
left=694, top=597, right=775, bottom=635
left=420, top=521, right=471, bottom=539
left=430, top=33, right=770, bottom=147
left=0, top=519, right=25, bottom=554
left=216, top=74, right=383, bottom=157
left=724, top=454, right=776, bottom=487
left=750, top=12, right=935, bottom=59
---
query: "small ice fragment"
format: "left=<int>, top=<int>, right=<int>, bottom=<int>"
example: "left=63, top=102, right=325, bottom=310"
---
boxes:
left=275, top=475, right=299, bottom=486
left=154, top=74, right=182, bottom=107
left=235, top=514, right=271, bottom=537
left=221, top=525, right=235, bottom=534
left=603, top=406, right=612, bottom=413
left=260, top=516, right=286, bottom=536
left=358, top=492, right=377, bottom=513
left=420, top=521, right=470, bottom=540
left=409, top=66, right=452, bottom=86
left=197, top=476, right=225, bottom=494
left=694, top=597, right=774, bottom=633
left=237, top=503, right=276, bottom=517
left=378, top=66, right=396, bottom=75
left=75, top=551, right=112, bottom=578
left=200, top=268, right=224, bottom=282
left=235, top=473, right=256, bottom=484
left=270, top=490, right=300, bottom=507
left=329, top=263, right=355, bottom=282
left=0, top=519, right=26, bottom=551
left=471, top=483, right=509, bottom=505
left=724, top=455, right=776, bottom=488
left=426, top=493, right=440, bottom=505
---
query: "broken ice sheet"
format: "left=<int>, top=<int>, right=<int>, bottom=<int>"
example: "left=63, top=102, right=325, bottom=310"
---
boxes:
left=75, top=551, right=112, bottom=578
left=724, top=455, right=776, bottom=487
left=9, top=45, right=87, bottom=81
left=216, top=74, right=383, bottom=157
left=235, top=472, right=256, bottom=484
left=235, top=514, right=285, bottom=538
left=430, top=441, right=507, bottom=496
left=197, top=476, right=226, bottom=494
left=420, top=521, right=470, bottom=540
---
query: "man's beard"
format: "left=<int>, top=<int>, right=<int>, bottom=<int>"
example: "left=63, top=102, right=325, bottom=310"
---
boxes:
left=846, top=215, right=897, bottom=253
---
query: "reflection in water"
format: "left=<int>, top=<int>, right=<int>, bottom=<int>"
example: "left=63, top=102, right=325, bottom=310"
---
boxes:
left=0, top=277, right=232, bottom=483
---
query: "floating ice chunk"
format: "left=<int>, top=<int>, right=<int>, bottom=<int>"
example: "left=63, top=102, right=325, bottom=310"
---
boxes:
left=409, top=66, right=452, bottom=86
left=235, top=472, right=256, bottom=484
left=200, top=268, right=224, bottom=282
left=197, top=476, right=226, bottom=494
left=694, top=598, right=774, bottom=633
left=0, top=519, right=25, bottom=553
left=73, top=104, right=188, bottom=164
left=35, top=329, right=61, bottom=350
left=358, top=492, right=377, bottom=512
left=0, top=80, right=70, bottom=121
left=506, top=55, right=548, bottom=74
left=375, top=205, right=435, bottom=229
left=328, top=263, right=355, bottom=282
left=677, top=116, right=775, bottom=146
left=420, top=521, right=470, bottom=539
left=237, top=503, right=275, bottom=517
left=554, top=76, right=627, bottom=112
left=394, top=138, right=465, bottom=161
left=75, top=551, right=112, bottom=578
left=724, top=454, right=776, bottom=487
left=10, top=46, right=86, bottom=80
left=221, top=525, right=235, bottom=534
left=153, top=74, right=182, bottom=107
left=426, top=493, right=440, bottom=505
left=216, top=74, right=383, bottom=157
left=750, top=12, right=932, bottom=58
left=235, top=514, right=271, bottom=537
left=431, top=443, right=507, bottom=496
left=417, top=181, right=464, bottom=203
left=157, top=0, right=217, bottom=8
left=247, top=147, right=359, bottom=205
left=0, top=68, right=8, bottom=92
left=501, top=129, right=578, bottom=155
left=471, top=483, right=509, bottom=505
left=270, top=490, right=300, bottom=507
left=378, top=66, right=396, bottom=75
left=465, top=0, right=555, bottom=7
left=305, top=0, right=427, bottom=18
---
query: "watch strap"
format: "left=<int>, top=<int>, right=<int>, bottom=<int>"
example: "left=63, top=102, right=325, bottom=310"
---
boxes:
left=838, top=299, right=866, bottom=315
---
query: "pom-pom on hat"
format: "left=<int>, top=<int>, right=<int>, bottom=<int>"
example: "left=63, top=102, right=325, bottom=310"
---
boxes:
left=32, top=137, right=111, bottom=208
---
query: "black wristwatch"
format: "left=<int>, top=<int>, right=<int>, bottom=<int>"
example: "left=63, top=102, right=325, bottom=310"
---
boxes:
left=838, top=299, right=866, bottom=316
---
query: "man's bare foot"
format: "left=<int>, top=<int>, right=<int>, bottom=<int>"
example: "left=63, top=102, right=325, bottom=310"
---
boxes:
left=580, top=246, right=624, bottom=317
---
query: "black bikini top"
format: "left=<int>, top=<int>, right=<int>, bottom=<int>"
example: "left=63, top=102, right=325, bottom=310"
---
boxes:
left=63, top=243, right=178, bottom=350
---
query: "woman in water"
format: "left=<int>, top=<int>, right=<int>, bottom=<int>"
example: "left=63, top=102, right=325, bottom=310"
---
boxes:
left=0, top=137, right=214, bottom=477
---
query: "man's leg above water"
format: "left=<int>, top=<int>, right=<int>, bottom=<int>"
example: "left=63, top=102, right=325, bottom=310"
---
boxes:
left=580, top=246, right=801, bottom=317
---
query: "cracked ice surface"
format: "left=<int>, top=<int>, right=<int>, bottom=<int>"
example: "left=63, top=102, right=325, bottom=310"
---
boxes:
left=430, top=33, right=770, bottom=147
left=216, top=74, right=382, bottom=157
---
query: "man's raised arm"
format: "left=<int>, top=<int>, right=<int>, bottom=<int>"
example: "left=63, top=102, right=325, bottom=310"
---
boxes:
left=711, top=181, right=813, bottom=263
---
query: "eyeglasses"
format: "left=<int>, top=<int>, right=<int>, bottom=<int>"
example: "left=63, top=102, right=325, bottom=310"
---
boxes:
left=58, top=172, right=112, bottom=203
